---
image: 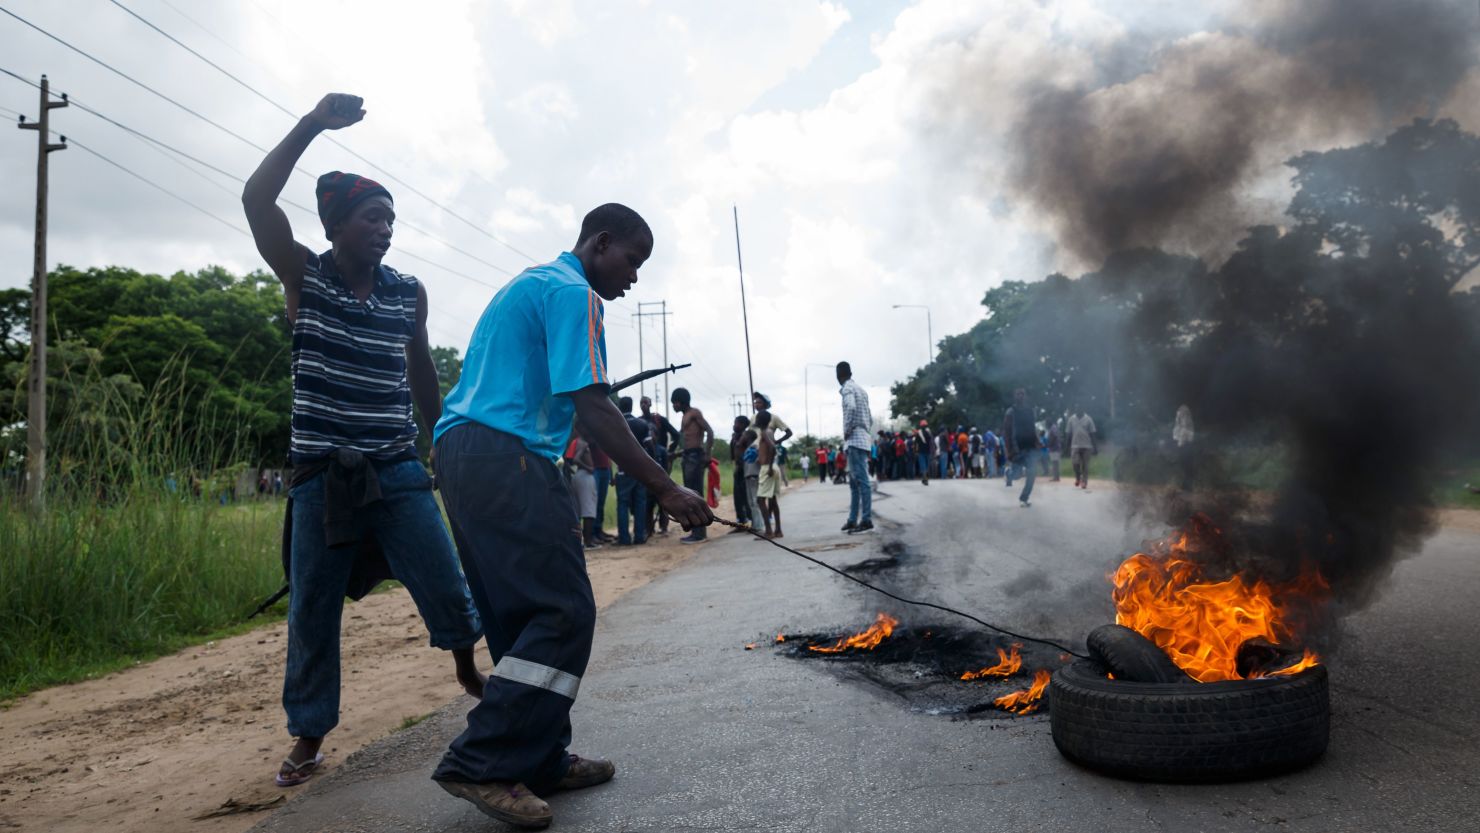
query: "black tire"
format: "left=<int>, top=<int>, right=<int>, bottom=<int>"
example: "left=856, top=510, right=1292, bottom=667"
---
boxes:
left=1086, top=624, right=1191, bottom=684
left=1049, top=660, right=1329, bottom=782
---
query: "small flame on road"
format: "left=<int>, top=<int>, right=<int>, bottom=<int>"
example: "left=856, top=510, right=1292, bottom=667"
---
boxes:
left=775, top=634, right=786, bottom=643
left=808, top=613, right=898, bottom=654
left=994, top=669, right=1051, bottom=714
left=960, top=644, right=1023, bottom=680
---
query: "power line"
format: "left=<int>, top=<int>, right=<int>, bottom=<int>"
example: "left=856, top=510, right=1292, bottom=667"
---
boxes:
left=0, top=65, right=523, bottom=286
left=0, top=4, right=277, bottom=154
left=104, top=0, right=542, bottom=265
left=10, top=97, right=483, bottom=341
left=65, top=136, right=250, bottom=238
left=5, top=10, right=535, bottom=277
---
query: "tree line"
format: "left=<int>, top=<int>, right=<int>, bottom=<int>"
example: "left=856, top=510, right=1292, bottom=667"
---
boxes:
left=890, top=118, right=1480, bottom=451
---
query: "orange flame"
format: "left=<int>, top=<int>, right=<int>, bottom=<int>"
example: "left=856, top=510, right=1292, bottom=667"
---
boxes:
left=1258, top=648, right=1320, bottom=678
left=808, top=613, right=898, bottom=654
left=775, top=634, right=786, bottom=643
left=994, top=669, right=1051, bottom=714
left=960, top=644, right=1023, bottom=680
left=1112, top=523, right=1327, bottom=682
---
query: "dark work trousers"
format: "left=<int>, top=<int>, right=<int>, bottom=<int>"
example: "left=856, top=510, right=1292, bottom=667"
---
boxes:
left=646, top=448, right=670, bottom=535
left=592, top=465, right=611, bottom=535
left=431, top=423, right=595, bottom=793
left=614, top=470, right=646, bottom=545
left=681, top=448, right=707, bottom=539
left=732, top=465, right=750, bottom=526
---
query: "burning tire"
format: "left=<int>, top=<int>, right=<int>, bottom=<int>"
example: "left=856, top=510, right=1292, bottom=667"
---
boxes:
left=1085, top=624, right=1190, bottom=684
left=1049, top=660, right=1329, bottom=782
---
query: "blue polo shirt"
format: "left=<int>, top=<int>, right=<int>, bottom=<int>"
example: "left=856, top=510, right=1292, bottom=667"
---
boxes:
left=435, top=252, right=609, bottom=461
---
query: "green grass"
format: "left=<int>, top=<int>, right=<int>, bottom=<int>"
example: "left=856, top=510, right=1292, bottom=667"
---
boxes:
left=397, top=711, right=434, bottom=731
left=0, top=354, right=288, bottom=702
left=0, top=493, right=284, bottom=701
left=1438, top=463, right=1480, bottom=510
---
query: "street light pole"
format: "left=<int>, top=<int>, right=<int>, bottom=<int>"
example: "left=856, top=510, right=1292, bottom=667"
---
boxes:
left=892, top=304, right=933, bottom=365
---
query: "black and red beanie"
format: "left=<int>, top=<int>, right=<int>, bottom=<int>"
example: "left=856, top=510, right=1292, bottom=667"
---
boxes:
left=315, top=171, right=392, bottom=240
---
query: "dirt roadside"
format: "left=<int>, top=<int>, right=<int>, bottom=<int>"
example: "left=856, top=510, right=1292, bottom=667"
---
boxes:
left=0, top=531, right=700, bottom=833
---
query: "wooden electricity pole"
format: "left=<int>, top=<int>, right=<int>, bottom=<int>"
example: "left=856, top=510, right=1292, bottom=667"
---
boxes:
left=17, top=75, right=67, bottom=510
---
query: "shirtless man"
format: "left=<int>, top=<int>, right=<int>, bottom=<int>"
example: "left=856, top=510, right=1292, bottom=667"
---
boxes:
left=670, top=387, right=713, bottom=543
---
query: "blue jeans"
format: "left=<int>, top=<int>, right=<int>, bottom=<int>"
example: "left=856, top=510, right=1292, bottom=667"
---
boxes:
left=593, top=466, right=611, bottom=533
left=1008, top=452, right=1037, bottom=503
left=917, top=452, right=929, bottom=480
left=614, top=471, right=647, bottom=544
left=285, top=459, right=482, bottom=739
left=846, top=446, right=872, bottom=525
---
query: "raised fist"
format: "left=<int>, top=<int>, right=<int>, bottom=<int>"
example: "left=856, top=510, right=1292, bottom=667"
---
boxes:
left=307, top=93, right=365, bottom=131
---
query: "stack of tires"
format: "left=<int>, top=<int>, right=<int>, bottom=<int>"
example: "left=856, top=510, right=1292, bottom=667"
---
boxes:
left=1049, top=625, right=1329, bottom=782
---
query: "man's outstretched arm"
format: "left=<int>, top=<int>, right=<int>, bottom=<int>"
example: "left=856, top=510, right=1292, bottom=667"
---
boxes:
left=242, top=93, right=365, bottom=319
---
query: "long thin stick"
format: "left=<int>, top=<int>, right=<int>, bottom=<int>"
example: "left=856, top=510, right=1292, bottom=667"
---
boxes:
left=711, top=517, right=1089, bottom=658
left=733, top=205, right=756, bottom=405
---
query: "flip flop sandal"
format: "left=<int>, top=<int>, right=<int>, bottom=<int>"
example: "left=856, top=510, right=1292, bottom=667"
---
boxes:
left=275, top=752, right=325, bottom=787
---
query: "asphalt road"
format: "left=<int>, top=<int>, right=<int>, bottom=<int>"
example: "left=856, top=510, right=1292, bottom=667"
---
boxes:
left=252, top=475, right=1480, bottom=833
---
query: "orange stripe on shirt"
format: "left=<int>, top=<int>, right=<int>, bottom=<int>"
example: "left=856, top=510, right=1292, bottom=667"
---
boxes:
left=586, top=292, right=598, bottom=385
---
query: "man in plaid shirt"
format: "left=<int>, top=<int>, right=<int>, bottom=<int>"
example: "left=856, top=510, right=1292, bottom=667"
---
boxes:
left=837, top=361, right=874, bottom=534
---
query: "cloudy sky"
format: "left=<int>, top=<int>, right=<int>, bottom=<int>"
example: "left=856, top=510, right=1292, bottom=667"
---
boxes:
left=3, top=0, right=1477, bottom=438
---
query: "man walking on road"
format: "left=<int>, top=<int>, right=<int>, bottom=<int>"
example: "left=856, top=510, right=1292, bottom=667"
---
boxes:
left=1003, top=388, right=1041, bottom=507
left=1067, top=405, right=1098, bottom=490
left=242, top=92, right=484, bottom=789
left=916, top=421, right=932, bottom=485
left=837, top=362, right=874, bottom=534
left=432, top=203, right=712, bottom=827
left=672, top=387, right=714, bottom=543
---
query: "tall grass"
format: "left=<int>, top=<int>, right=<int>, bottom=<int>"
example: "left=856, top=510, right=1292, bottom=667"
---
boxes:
left=0, top=352, right=283, bottom=701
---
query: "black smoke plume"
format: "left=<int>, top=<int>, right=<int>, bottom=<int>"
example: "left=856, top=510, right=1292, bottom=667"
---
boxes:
left=999, top=1, right=1480, bottom=645
left=1011, top=0, right=1479, bottom=265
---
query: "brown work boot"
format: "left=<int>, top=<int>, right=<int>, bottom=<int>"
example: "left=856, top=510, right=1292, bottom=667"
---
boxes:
left=553, top=754, right=616, bottom=791
left=437, top=779, right=552, bottom=829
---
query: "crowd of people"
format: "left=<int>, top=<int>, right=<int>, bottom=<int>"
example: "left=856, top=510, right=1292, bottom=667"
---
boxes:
left=244, top=92, right=1105, bottom=826
left=849, top=394, right=1099, bottom=508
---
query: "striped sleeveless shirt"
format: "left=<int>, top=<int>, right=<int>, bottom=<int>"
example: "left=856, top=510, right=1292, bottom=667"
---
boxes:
left=289, top=250, right=419, bottom=464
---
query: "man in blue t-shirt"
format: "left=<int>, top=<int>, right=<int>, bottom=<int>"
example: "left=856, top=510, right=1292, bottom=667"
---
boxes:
left=431, top=203, right=712, bottom=827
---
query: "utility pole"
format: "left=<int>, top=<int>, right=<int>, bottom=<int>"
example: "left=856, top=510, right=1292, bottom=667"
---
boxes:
left=732, top=206, right=756, bottom=405
left=17, top=75, right=67, bottom=511
left=634, top=301, right=671, bottom=410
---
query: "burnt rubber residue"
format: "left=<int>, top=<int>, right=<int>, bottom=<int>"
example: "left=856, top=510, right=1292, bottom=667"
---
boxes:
left=839, top=540, right=911, bottom=575
left=769, top=623, right=1069, bottom=719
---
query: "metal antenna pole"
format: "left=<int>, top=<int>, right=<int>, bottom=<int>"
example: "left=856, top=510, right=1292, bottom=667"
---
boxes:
left=733, top=205, right=756, bottom=405
left=660, top=299, right=669, bottom=416
left=18, top=75, right=67, bottom=511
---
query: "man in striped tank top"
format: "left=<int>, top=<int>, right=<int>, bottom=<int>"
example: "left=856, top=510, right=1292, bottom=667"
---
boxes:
left=431, top=204, right=713, bottom=827
left=243, top=93, right=484, bottom=789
